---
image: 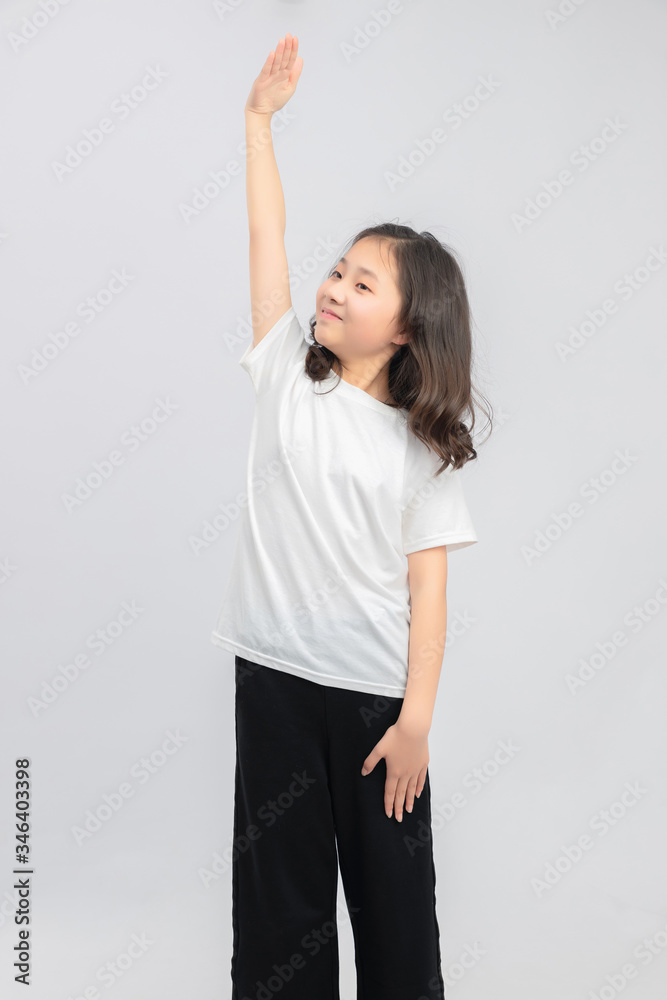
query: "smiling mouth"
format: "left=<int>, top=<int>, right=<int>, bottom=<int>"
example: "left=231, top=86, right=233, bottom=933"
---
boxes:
left=321, top=309, right=341, bottom=320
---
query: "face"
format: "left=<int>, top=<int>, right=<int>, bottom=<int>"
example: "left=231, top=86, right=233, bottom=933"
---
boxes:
left=315, top=239, right=410, bottom=369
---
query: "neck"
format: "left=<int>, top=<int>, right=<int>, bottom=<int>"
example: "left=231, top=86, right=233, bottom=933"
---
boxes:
left=342, top=368, right=391, bottom=400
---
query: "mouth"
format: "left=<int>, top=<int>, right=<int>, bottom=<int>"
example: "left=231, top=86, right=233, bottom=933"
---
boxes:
left=321, top=308, right=342, bottom=320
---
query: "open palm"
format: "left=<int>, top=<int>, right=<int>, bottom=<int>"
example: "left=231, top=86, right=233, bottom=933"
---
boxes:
left=245, top=33, right=303, bottom=116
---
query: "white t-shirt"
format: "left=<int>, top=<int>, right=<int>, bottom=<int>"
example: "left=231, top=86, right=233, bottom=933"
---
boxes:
left=210, top=306, right=478, bottom=698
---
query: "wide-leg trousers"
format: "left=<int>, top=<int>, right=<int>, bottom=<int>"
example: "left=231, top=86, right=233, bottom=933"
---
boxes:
left=231, top=655, right=446, bottom=1000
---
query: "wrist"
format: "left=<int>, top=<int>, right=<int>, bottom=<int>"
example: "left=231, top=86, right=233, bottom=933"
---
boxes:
left=245, top=106, right=273, bottom=120
left=396, top=709, right=431, bottom=737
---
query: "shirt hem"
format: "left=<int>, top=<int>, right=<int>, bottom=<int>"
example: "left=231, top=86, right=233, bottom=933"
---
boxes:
left=404, top=532, right=479, bottom=555
left=210, top=632, right=407, bottom=699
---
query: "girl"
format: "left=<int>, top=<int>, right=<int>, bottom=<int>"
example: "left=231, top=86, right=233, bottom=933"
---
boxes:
left=211, top=33, right=492, bottom=1000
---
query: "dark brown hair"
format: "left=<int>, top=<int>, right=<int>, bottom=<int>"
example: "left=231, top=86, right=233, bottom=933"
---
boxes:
left=305, top=222, right=493, bottom=473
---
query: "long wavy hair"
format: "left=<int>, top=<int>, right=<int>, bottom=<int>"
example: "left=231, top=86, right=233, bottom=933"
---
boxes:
left=305, top=223, right=493, bottom=473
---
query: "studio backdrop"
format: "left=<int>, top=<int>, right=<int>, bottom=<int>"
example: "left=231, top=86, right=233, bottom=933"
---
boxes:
left=1, top=0, right=665, bottom=998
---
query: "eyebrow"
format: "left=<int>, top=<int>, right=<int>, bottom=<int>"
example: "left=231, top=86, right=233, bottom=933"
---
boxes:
left=339, top=256, right=379, bottom=282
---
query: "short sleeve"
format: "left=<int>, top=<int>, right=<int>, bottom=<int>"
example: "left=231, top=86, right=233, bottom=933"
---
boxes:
left=401, top=442, right=478, bottom=555
left=239, top=306, right=310, bottom=395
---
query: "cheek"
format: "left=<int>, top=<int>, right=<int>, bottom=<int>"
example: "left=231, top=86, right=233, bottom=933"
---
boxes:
left=351, top=309, right=382, bottom=344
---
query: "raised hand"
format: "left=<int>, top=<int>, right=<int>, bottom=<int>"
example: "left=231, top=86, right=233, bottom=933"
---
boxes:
left=245, top=33, right=304, bottom=117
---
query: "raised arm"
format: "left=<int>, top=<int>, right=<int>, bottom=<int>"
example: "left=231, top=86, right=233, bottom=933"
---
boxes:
left=244, top=34, right=303, bottom=347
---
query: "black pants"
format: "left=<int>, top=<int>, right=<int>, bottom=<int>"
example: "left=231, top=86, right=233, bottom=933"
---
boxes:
left=232, top=655, right=446, bottom=1000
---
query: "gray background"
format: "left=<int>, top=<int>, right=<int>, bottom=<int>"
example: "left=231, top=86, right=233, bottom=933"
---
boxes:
left=1, top=0, right=666, bottom=997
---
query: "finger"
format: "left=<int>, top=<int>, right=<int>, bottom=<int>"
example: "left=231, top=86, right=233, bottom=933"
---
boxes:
left=285, top=33, right=297, bottom=67
left=415, top=765, right=428, bottom=798
left=405, top=774, right=419, bottom=813
left=262, top=49, right=276, bottom=76
left=290, top=56, right=303, bottom=86
left=280, top=34, right=292, bottom=71
left=393, top=777, right=410, bottom=822
left=384, top=776, right=398, bottom=819
left=361, top=749, right=378, bottom=775
left=272, top=37, right=285, bottom=73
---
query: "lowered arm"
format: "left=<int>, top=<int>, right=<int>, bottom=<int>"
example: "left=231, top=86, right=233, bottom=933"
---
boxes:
left=399, top=545, right=449, bottom=733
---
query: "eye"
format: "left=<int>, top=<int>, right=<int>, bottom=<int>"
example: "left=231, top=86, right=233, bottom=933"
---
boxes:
left=329, top=269, right=370, bottom=291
